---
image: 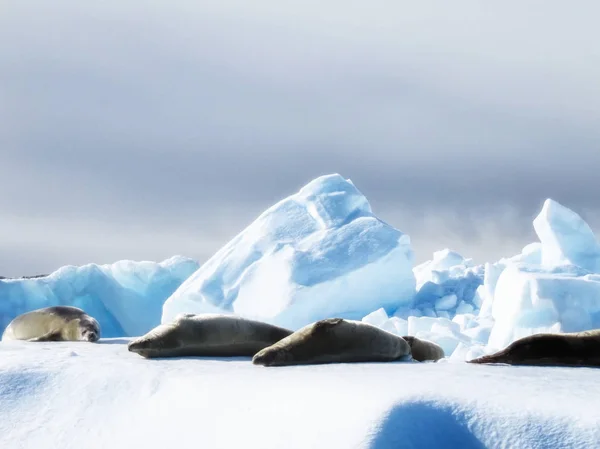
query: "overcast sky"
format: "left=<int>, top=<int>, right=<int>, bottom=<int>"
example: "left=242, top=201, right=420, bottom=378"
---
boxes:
left=1, top=1, right=599, bottom=276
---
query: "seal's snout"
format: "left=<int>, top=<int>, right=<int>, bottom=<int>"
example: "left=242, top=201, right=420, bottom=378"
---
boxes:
left=127, top=340, right=144, bottom=352
left=127, top=339, right=154, bottom=358
left=87, top=332, right=99, bottom=342
left=252, top=348, right=285, bottom=366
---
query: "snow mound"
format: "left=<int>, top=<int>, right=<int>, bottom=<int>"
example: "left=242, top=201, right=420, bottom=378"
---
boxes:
left=162, top=174, right=416, bottom=329
left=0, top=256, right=199, bottom=338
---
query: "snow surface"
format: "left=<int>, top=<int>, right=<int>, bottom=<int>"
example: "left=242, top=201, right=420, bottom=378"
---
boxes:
left=0, top=256, right=199, bottom=338
left=1, top=339, right=599, bottom=449
left=162, top=174, right=416, bottom=330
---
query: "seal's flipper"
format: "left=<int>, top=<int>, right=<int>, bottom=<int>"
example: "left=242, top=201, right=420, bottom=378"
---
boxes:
left=27, top=330, right=63, bottom=342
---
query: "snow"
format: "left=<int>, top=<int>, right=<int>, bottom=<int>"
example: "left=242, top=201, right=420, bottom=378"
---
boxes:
left=3, top=174, right=600, bottom=447
left=162, top=174, right=416, bottom=330
left=1, top=340, right=600, bottom=449
left=0, top=256, right=199, bottom=338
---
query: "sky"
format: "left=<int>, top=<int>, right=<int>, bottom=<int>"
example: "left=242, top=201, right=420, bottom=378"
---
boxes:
left=1, top=1, right=600, bottom=276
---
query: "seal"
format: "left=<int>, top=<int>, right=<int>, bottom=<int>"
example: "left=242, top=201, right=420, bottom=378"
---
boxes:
left=252, top=318, right=411, bottom=367
left=1, top=306, right=100, bottom=342
left=402, top=336, right=445, bottom=362
left=127, top=313, right=294, bottom=358
left=468, top=329, right=600, bottom=367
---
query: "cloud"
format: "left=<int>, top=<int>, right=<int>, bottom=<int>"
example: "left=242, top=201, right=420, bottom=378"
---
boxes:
left=1, top=1, right=600, bottom=275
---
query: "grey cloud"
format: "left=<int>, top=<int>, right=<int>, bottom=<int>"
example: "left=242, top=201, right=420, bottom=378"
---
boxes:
left=1, top=1, right=600, bottom=276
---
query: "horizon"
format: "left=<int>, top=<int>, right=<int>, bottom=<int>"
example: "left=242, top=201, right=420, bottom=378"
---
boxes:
left=0, top=186, right=591, bottom=278
left=2, top=1, right=600, bottom=277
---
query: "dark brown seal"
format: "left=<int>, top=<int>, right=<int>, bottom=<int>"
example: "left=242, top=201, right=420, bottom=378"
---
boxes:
left=402, top=336, right=445, bottom=362
left=252, top=318, right=411, bottom=367
left=127, top=313, right=293, bottom=358
left=468, top=329, right=600, bottom=367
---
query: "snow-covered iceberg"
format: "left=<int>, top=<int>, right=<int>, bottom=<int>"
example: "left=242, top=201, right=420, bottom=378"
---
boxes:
left=360, top=198, right=600, bottom=361
left=411, top=249, right=484, bottom=318
left=162, top=174, right=416, bottom=329
left=487, top=265, right=600, bottom=351
left=0, top=256, right=199, bottom=338
left=534, top=198, right=600, bottom=272
left=484, top=199, right=600, bottom=351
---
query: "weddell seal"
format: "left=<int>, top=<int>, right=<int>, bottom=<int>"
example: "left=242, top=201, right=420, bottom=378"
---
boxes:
left=252, top=318, right=411, bottom=367
left=127, top=313, right=293, bottom=358
left=468, top=329, right=600, bottom=367
left=1, top=306, right=101, bottom=342
left=402, top=336, right=445, bottom=362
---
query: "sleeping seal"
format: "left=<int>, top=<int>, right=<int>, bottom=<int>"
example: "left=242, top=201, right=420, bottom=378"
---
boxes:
left=402, top=336, right=445, bottom=362
left=468, top=329, right=600, bottom=367
left=252, top=318, right=411, bottom=367
left=1, top=306, right=100, bottom=342
left=127, top=313, right=293, bottom=358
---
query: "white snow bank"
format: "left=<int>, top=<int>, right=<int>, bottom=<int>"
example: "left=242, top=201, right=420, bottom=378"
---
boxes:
left=162, top=174, right=416, bottom=329
left=1, top=340, right=599, bottom=449
left=0, top=256, right=199, bottom=338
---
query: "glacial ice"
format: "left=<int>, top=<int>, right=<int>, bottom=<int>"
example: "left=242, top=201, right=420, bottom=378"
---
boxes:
left=411, top=249, right=484, bottom=319
left=487, top=264, right=600, bottom=351
left=363, top=198, right=600, bottom=360
left=534, top=198, right=600, bottom=272
left=161, top=174, right=416, bottom=330
left=0, top=256, right=199, bottom=338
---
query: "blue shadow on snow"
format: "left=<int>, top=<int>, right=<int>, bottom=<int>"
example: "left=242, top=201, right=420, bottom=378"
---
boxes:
left=369, top=400, right=485, bottom=449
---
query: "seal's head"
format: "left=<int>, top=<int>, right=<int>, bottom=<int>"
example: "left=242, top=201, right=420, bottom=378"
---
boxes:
left=127, top=324, right=181, bottom=358
left=79, top=317, right=100, bottom=342
left=252, top=318, right=345, bottom=366
left=127, top=338, right=156, bottom=358
left=252, top=347, right=292, bottom=366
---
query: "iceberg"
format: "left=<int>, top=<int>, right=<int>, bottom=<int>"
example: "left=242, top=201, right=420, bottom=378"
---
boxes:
left=482, top=199, right=600, bottom=351
left=363, top=199, right=600, bottom=360
left=534, top=198, right=600, bottom=272
left=0, top=256, right=199, bottom=338
left=162, top=174, right=416, bottom=329
left=411, top=249, right=484, bottom=318
left=487, top=265, right=600, bottom=351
